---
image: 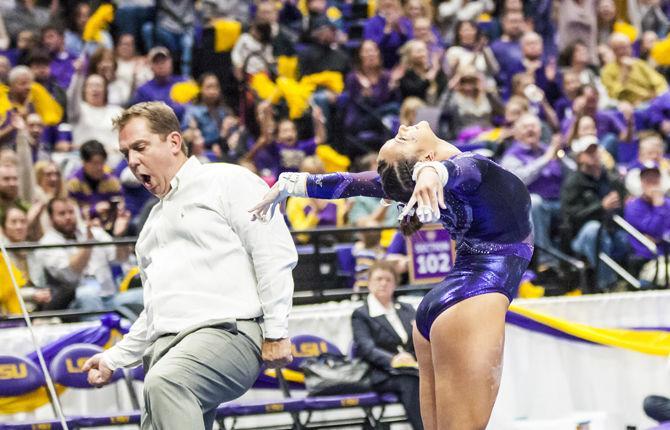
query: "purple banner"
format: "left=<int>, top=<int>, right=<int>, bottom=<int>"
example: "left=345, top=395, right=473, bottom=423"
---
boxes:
left=406, top=225, right=454, bottom=284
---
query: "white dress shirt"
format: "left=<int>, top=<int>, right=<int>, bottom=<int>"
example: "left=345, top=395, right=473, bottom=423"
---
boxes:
left=366, top=295, right=408, bottom=344
left=103, top=157, right=298, bottom=369
left=35, top=226, right=119, bottom=297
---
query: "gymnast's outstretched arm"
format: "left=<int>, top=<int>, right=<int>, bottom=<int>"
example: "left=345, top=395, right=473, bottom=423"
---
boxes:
left=249, top=156, right=481, bottom=223
left=249, top=170, right=385, bottom=222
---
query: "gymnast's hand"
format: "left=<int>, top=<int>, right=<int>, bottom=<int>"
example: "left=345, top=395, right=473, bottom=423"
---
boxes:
left=249, top=172, right=307, bottom=222
left=82, top=353, right=114, bottom=387
left=400, top=165, right=446, bottom=224
left=262, top=338, right=293, bottom=368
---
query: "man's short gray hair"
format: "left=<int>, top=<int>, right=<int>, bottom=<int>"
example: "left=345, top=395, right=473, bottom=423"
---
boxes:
left=8, top=66, right=33, bottom=85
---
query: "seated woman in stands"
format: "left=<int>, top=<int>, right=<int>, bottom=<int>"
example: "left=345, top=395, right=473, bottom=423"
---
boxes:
left=1, top=205, right=52, bottom=313
left=351, top=261, right=422, bottom=429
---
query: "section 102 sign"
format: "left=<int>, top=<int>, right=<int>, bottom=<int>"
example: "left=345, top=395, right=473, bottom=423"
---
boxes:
left=406, top=224, right=455, bottom=284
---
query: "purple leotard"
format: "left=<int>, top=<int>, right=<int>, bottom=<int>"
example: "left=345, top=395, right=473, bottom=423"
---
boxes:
left=306, top=153, right=533, bottom=339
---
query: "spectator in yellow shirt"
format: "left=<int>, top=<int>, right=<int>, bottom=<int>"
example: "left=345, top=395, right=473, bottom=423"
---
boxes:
left=600, top=32, right=668, bottom=106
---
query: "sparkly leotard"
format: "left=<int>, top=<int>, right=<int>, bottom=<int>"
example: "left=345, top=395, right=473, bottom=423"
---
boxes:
left=306, top=153, right=533, bottom=339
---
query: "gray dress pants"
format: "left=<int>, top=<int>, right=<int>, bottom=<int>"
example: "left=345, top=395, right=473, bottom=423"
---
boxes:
left=140, top=320, right=263, bottom=430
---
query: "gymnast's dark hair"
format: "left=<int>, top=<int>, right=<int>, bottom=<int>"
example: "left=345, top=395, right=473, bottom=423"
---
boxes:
left=377, top=158, right=424, bottom=236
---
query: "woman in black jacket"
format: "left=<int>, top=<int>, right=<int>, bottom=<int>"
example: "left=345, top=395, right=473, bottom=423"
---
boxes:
left=351, top=261, right=423, bottom=430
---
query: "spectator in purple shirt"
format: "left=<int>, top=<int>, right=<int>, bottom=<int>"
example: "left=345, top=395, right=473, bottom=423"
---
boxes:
left=490, top=9, right=526, bottom=98
left=561, top=84, right=632, bottom=156
left=364, top=0, right=411, bottom=68
left=644, top=91, right=670, bottom=136
left=251, top=103, right=325, bottom=180
left=65, top=140, right=123, bottom=229
left=343, top=40, right=398, bottom=146
left=41, top=25, right=76, bottom=91
left=131, top=47, right=186, bottom=120
left=500, top=113, right=564, bottom=264
left=624, top=162, right=670, bottom=261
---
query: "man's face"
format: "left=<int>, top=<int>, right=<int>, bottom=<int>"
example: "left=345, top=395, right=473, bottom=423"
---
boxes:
left=50, top=200, right=77, bottom=237
left=0, top=165, right=18, bottom=201
left=277, top=120, right=297, bottom=146
left=577, top=146, right=602, bottom=178
left=30, top=62, right=50, bottom=82
left=503, top=12, right=525, bottom=39
left=42, top=30, right=63, bottom=53
left=611, top=38, right=631, bottom=59
left=413, top=18, right=431, bottom=42
left=83, top=154, right=106, bottom=181
left=256, top=2, right=278, bottom=25
left=639, top=138, right=663, bottom=162
left=26, top=114, right=44, bottom=141
left=116, top=34, right=135, bottom=59
left=368, top=269, right=397, bottom=304
left=522, top=35, right=543, bottom=60
left=641, top=170, right=662, bottom=199
left=577, top=116, right=597, bottom=137
left=151, top=56, right=172, bottom=79
left=515, top=116, right=541, bottom=146
left=11, top=74, right=33, bottom=100
left=119, top=117, right=182, bottom=198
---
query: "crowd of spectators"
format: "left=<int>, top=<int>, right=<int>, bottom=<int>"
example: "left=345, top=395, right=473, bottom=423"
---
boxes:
left=4, top=0, right=670, bottom=316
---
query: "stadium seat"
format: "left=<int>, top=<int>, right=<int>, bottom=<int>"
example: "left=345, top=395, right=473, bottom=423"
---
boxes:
left=288, top=334, right=406, bottom=427
left=0, top=354, right=77, bottom=430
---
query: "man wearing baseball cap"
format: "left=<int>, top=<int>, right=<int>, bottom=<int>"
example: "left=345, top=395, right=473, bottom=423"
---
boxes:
left=561, top=134, right=629, bottom=291
left=625, top=161, right=670, bottom=262
left=131, top=47, right=187, bottom=119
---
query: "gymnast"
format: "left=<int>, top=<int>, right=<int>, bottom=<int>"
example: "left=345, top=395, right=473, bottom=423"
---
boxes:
left=250, top=121, right=533, bottom=430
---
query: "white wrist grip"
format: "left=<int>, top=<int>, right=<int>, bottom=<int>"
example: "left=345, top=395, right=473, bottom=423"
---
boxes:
left=277, top=172, right=308, bottom=197
left=412, top=161, right=449, bottom=186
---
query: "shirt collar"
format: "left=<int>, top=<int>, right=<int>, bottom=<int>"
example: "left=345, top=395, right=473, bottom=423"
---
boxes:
left=166, top=156, right=200, bottom=199
left=367, top=294, right=395, bottom=317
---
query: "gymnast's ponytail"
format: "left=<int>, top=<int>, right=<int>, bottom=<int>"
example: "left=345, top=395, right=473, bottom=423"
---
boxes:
left=377, top=158, right=424, bottom=236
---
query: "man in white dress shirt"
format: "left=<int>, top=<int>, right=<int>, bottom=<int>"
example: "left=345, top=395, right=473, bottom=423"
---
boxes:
left=82, top=101, right=297, bottom=429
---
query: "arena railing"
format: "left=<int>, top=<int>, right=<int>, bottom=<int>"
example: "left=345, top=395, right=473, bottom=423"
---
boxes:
left=1, top=224, right=591, bottom=312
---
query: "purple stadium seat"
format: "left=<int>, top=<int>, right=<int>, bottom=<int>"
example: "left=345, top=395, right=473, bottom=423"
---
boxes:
left=380, top=392, right=400, bottom=403
left=0, top=420, right=71, bottom=430
left=75, top=412, right=142, bottom=427
left=216, top=398, right=306, bottom=417
left=303, top=392, right=382, bottom=410
left=49, top=344, right=123, bottom=388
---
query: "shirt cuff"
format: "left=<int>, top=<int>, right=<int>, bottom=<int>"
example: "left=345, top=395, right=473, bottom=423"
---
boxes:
left=100, top=349, right=120, bottom=371
left=262, top=319, right=289, bottom=340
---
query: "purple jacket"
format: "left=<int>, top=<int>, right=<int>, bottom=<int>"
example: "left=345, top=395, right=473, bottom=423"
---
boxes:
left=363, top=15, right=409, bottom=68
left=624, top=196, right=670, bottom=259
left=501, top=141, right=563, bottom=200
left=50, top=51, right=76, bottom=90
left=645, top=91, right=670, bottom=130
left=560, top=109, right=626, bottom=140
left=132, top=76, right=187, bottom=119
left=254, top=138, right=317, bottom=179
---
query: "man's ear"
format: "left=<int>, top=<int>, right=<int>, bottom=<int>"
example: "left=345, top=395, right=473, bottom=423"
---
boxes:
left=169, top=132, right=183, bottom=155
